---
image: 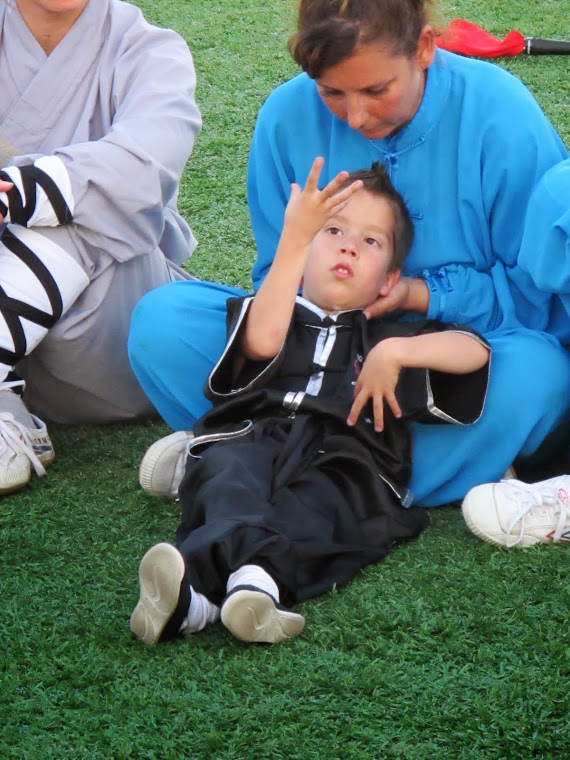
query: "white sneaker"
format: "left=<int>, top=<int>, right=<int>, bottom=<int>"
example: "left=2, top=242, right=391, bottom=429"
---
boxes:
left=0, top=412, right=54, bottom=493
left=138, top=431, right=193, bottom=499
left=130, top=543, right=191, bottom=645
left=220, top=586, right=305, bottom=643
left=462, top=476, right=570, bottom=548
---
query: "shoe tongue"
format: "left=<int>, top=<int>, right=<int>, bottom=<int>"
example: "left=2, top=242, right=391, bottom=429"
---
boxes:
left=0, top=391, right=35, bottom=428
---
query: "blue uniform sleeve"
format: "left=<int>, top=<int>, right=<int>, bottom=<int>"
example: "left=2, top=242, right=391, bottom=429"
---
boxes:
left=424, top=76, right=567, bottom=332
left=423, top=265, right=501, bottom=331
left=247, top=100, right=292, bottom=289
left=519, top=159, right=570, bottom=292
left=517, top=158, right=570, bottom=342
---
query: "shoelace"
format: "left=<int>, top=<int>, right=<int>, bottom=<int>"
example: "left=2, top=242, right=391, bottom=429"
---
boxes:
left=0, top=412, right=46, bottom=476
left=504, top=477, right=569, bottom=547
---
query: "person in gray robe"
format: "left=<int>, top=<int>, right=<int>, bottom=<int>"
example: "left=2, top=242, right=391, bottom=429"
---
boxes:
left=0, top=0, right=201, bottom=493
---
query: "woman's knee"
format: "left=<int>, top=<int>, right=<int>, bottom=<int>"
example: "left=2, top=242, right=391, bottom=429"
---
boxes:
left=486, top=330, right=570, bottom=413
left=128, top=280, right=240, bottom=367
left=129, top=282, right=180, bottom=358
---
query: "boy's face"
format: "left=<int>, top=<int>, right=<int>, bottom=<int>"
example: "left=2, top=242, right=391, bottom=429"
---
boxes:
left=302, top=189, right=400, bottom=312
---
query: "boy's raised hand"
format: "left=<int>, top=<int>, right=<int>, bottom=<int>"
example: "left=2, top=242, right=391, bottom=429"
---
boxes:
left=243, top=158, right=361, bottom=362
left=283, top=157, right=362, bottom=248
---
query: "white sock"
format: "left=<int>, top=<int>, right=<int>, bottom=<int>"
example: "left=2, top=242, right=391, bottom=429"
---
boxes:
left=179, top=586, right=220, bottom=635
left=226, top=564, right=280, bottom=602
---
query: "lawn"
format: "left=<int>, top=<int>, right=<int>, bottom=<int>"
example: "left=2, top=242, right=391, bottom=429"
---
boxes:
left=2, top=1, right=569, bottom=758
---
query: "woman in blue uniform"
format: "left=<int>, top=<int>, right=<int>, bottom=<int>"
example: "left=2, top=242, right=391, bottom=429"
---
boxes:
left=129, top=0, right=570, bottom=507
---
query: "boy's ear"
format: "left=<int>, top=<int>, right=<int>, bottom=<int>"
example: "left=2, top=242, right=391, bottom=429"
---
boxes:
left=379, top=269, right=400, bottom=296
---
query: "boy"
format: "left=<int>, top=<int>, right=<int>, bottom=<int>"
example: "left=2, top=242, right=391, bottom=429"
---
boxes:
left=131, top=159, right=490, bottom=645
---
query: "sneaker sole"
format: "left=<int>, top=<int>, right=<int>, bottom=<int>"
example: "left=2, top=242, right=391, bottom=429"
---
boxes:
left=221, top=589, right=305, bottom=643
left=0, top=451, right=54, bottom=494
left=130, top=543, right=186, bottom=645
left=138, top=431, right=191, bottom=499
left=0, top=472, right=33, bottom=494
left=37, top=450, right=56, bottom=467
left=462, top=487, right=542, bottom=549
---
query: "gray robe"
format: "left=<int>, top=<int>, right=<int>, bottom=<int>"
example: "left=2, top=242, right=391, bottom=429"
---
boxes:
left=0, top=0, right=201, bottom=422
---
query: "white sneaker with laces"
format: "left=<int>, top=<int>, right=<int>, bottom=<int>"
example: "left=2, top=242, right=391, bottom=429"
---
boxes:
left=0, top=411, right=54, bottom=493
left=462, top=476, right=570, bottom=548
left=138, top=431, right=193, bottom=499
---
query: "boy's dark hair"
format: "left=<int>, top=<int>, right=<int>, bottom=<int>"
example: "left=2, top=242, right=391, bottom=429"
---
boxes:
left=342, top=162, right=413, bottom=271
left=289, top=0, right=438, bottom=79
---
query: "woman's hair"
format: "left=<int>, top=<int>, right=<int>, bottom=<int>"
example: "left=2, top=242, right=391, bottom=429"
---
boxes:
left=289, top=0, right=438, bottom=78
left=343, top=162, right=413, bottom=270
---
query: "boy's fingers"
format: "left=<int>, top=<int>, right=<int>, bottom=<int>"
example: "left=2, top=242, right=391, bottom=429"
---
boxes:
left=324, top=173, right=358, bottom=200
left=325, top=169, right=349, bottom=191
left=347, top=389, right=367, bottom=426
left=289, top=182, right=301, bottom=199
left=373, top=396, right=384, bottom=432
left=386, top=393, right=402, bottom=419
left=327, top=179, right=363, bottom=211
left=337, top=178, right=363, bottom=197
left=304, top=156, right=325, bottom=191
left=329, top=183, right=361, bottom=213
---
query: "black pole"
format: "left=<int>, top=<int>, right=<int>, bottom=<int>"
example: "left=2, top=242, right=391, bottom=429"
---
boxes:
left=524, top=37, right=570, bottom=54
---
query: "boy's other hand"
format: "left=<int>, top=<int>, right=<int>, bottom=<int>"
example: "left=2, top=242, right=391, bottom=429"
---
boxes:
left=346, top=340, right=403, bottom=432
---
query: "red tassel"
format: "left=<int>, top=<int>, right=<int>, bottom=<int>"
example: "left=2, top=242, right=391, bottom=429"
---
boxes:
left=436, top=19, right=525, bottom=58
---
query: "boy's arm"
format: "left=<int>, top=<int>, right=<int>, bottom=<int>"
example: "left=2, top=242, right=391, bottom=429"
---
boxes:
left=242, top=157, right=362, bottom=360
left=348, top=331, right=489, bottom=432
left=381, top=331, right=490, bottom=374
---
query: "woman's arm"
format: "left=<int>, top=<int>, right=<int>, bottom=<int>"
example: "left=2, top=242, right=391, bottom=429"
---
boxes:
left=362, top=265, right=502, bottom=331
left=362, top=276, right=430, bottom=319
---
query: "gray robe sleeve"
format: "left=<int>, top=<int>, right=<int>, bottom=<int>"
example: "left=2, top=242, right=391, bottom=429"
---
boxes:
left=4, top=12, right=201, bottom=263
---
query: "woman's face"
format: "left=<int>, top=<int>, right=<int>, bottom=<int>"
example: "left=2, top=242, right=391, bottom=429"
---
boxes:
left=16, top=0, right=89, bottom=18
left=315, top=28, right=435, bottom=140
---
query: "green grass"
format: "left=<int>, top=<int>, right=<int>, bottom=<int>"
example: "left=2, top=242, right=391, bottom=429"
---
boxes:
left=2, top=1, right=570, bottom=758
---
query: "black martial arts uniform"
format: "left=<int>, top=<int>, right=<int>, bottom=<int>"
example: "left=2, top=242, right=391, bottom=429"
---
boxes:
left=176, top=296, right=489, bottom=607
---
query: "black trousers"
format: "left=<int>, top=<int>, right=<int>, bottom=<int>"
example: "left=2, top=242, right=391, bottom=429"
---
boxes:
left=176, top=415, right=429, bottom=607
